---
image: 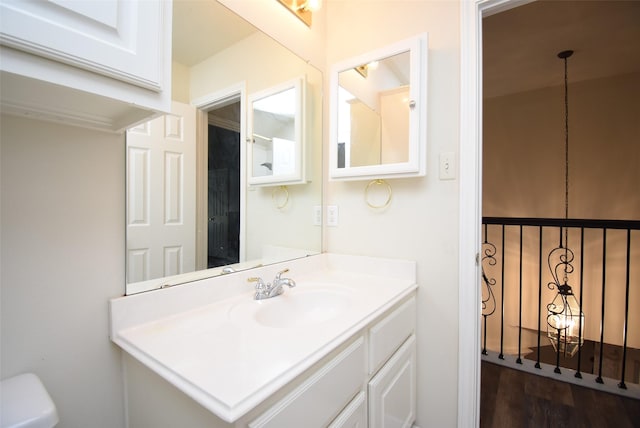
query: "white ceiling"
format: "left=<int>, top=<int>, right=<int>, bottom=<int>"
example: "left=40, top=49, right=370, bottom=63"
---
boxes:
left=172, top=0, right=257, bottom=67
left=483, top=0, right=640, bottom=99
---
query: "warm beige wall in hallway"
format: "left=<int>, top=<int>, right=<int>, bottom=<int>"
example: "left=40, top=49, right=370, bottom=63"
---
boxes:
left=484, top=72, right=640, bottom=220
left=482, top=72, right=640, bottom=353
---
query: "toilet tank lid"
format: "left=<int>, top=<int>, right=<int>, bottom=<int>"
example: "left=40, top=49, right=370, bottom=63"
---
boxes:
left=0, top=373, right=59, bottom=428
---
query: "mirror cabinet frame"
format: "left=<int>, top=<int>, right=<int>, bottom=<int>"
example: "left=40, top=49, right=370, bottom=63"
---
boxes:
left=247, top=76, right=309, bottom=187
left=329, top=34, right=428, bottom=181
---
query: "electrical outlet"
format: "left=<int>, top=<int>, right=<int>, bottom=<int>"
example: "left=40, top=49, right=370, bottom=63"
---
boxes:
left=327, top=205, right=339, bottom=227
left=313, top=205, right=322, bottom=226
left=439, top=152, right=456, bottom=180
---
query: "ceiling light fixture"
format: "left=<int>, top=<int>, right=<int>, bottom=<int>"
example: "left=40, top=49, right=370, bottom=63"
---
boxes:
left=277, top=0, right=321, bottom=27
left=354, top=61, right=379, bottom=79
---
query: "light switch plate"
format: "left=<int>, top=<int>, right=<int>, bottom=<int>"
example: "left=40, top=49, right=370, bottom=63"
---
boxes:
left=439, top=152, right=456, bottom=180
left=327, top=205, right=339, bottom=226
left=313, top=205, right=322, bottom=226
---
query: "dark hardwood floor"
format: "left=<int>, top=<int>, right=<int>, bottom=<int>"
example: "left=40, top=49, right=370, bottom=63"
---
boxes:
left=480, top=361, right=640, bottom=428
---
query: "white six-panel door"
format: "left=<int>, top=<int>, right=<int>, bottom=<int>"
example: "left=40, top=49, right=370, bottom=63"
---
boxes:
left=126, top=102, right=196, bottom=283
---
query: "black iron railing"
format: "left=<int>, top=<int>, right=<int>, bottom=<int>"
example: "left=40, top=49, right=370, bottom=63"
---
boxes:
left=481, top=217, right=640, bottom=397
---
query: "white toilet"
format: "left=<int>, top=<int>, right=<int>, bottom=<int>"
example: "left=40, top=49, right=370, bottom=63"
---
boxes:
left=0, top=373, right=59, bottom=428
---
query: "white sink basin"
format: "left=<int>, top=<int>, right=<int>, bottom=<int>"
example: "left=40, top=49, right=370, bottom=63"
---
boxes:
left=229, top=285, right=354, bottom=328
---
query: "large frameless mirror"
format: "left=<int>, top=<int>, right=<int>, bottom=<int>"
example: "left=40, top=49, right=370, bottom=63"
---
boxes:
left=125, top=0, right=322, bottom=295
left=329, top=34, right=428, bottom=181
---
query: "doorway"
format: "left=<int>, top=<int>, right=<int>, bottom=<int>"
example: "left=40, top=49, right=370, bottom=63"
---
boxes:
left=459, top=0, right=529, bottom=426
left=194, top=83, right=247, bottom=272
left=206, top=103, right=241, bottom=268
left=462, top=0, right=640, bottom=425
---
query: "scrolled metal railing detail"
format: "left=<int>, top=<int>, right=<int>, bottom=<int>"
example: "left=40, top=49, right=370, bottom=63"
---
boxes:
left=481, top=241, right=497, bottom=317
left=547, top=244, right=575, bottom=292
left=481, top=239, right=498, bottom=355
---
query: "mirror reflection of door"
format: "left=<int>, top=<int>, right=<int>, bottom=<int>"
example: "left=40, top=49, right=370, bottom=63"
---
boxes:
left=126, top=101, right=196, bottom=283
left=207, top=103, right=241, bottom=269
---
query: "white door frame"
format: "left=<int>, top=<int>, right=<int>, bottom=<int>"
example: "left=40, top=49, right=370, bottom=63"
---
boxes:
left=458, top=1, right=533, bottom=426
left=193, top=82, right=247, bottom=268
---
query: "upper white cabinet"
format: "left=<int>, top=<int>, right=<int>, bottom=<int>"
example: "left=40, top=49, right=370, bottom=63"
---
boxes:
left=0, top=0, right=171, bottom=132
left=248, top=77, right=309, bottom=187
left=329, top=34, right=428, bottom=181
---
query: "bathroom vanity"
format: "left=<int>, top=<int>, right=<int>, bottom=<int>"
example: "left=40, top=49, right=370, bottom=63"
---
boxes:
left=110, top=254, right=417, bottom=427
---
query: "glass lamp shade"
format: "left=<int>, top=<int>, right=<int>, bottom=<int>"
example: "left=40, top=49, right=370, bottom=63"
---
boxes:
left=547, top=288, right=584, bottom=357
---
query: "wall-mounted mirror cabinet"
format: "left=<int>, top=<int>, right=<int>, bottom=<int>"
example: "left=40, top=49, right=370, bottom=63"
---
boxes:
left=248, top=77, right=308, bottom=186
left=329, top=34, right=428, bottom=181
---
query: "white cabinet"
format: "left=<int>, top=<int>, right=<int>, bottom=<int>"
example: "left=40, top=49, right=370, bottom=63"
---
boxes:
left=368, top=335, right=417, bottom=428
left=0, top=0, right=171, bottom=132
left=367, top=297, right=417, bottom=428
left=329, top=391, right=368, bottom=428
left=122, top=293, right=418, bottom=428
left=249, top=337, right=366, bottom=428
left=252, top=295, right=417, bottom=428
left=247, top=77, right=309, bottom=187
left=369, top=297, right=416, bottom=375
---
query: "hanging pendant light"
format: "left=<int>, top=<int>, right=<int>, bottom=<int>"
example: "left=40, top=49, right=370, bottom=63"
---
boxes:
left=546, top=50, right=584, bottom=363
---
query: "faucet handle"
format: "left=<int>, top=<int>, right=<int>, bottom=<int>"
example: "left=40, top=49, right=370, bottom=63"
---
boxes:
left=247, top=276, right=266, bottom=291
left=275, top=268, right=290, bottom=280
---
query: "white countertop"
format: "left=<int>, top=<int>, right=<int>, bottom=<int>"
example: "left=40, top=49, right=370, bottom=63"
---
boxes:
left=110, top=254, right=417, bottom=423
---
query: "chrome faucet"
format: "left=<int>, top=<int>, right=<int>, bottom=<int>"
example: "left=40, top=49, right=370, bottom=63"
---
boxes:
left=248, top=268, right=296, bottom=300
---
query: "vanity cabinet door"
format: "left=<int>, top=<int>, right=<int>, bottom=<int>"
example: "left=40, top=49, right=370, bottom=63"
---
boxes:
left=368, top=335, right=417, bottom=428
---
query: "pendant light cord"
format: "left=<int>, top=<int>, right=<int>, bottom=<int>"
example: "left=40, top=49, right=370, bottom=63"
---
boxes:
left=558, top=50, right=573, bottom=252
left=563, top=54, right=569, bottom=226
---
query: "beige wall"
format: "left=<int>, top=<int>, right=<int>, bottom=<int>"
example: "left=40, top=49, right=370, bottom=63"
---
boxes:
left=484, top=72, right=640, bottom=220
left=350, top=100, right=382, bottom=167
left=172, top=61, right=191, bottom=104
left=381, top=87, right=411, bottom=164
left=0, top=115, right=126, bottom=427
left=483, top=73, right=640, bottom=352
left=325, top=2, right=461, bottom=427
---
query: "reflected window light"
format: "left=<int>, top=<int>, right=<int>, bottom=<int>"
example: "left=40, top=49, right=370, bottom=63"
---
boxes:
left=253, top=88, right=296, bottom=117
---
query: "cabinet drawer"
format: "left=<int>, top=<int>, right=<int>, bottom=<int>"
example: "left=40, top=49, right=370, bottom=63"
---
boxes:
left=250, top=336, right=365, bottom=428
left=368, top=295, right=416, bottom=375
left=328, top=391, right=367, bottom=428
